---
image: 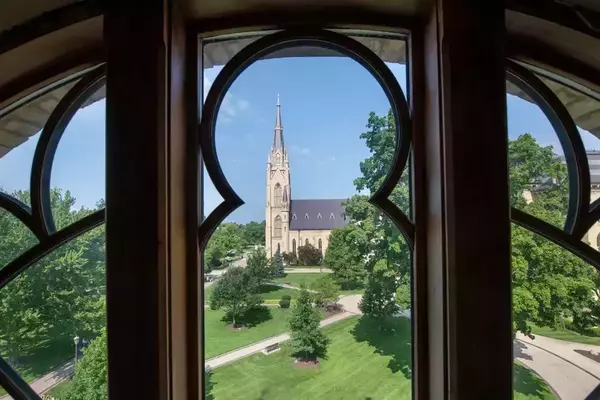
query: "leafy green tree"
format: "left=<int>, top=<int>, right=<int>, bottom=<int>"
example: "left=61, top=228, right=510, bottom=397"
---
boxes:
left=245, top=247, right=271, bottom=286
left=345, top=110, right=411, bottom=320
left=240, top=221, right=266, bottom=246
left=281, top=251, right=297, bottom=266
left=310, top=275, right=339, bottom=307
left=288, top=288, right=329, bottom=362
left=0, top=189, right=106, bottom=365
left=324, top=225, right=367, bottom=289
left=297, top=244, right=322, bottom=266
left=60, top=329, right=108, bottom=400
left=509, top=134, right=596, bottom=337
left=210, top=267, right=262, bottom=326
left=270, top=249, right=285, bottom=277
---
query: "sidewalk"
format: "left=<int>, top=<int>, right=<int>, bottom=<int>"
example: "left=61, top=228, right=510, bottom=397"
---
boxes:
left=0, top=360, right=74, bottom=400
left=205, top=311, right=353, bottom=369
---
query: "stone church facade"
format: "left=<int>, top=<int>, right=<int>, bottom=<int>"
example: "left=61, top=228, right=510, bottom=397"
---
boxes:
left=265, top=97, right=347, bottom=257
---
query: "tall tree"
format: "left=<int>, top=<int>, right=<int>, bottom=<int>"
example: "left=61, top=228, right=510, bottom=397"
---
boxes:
left=509, top=134, right=596, bottom=336
left=245, top=247, right=272, bottom=286
left=324, top=225, right=368, bottom=289
left=241, top=220, right=266, bottom=246
left=210, top=267, right=262, bottom=327
left=297, top=244, right=322, bottom=266
left=270, top=249, right=285, bottom=278
left=347, top=110, right=411, bottom=319
left=60, top=329, right=108, bottom=400
left=288, top=288, right=329, bottom=362
left=0, top=189, right=106, bottom=365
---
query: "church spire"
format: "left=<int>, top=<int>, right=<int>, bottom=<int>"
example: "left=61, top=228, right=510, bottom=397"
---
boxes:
left=273, top=94, right=284, bottom=149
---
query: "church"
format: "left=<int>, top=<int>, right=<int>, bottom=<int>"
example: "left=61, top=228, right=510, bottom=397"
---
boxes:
left=265, top=97, right=348, bottom=258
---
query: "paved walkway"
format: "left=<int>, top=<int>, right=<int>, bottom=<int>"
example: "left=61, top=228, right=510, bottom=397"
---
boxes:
left=515, top=334, right=600, bottom=399
left=0, top=361, right=74, bottom=400
left=206, top=310, right=355, bottom=369
left=284, top=268, right=332, bottom=274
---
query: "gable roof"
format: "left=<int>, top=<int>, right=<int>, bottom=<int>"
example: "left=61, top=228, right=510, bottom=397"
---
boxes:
left=289, top=199, right=347, bottom=230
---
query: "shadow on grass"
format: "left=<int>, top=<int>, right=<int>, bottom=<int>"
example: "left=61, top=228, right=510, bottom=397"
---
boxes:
left=258, top=284, right=284, bottom=296
left=8, top=337, right=72, bottom=380
left=221, top=306, right=273, bottom=328
left=351, top=316, right=412, bottom=379
left=205, top=368, right=215, bottom=400
left=513, top=362, right=555, bottom=398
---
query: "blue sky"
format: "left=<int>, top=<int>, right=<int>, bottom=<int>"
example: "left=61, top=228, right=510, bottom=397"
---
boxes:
left=1, top=55, right=599, bottom=224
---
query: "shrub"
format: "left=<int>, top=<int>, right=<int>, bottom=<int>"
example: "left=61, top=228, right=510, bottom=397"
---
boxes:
left=279, top=299, right=291, bottom=308
left=281, top=295, right=292, bottom=301
left=297, top=244, right=322, bottom=266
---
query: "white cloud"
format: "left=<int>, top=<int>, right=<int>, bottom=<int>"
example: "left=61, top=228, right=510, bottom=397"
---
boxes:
left=203, top=73, right=250, bottom=122
left=290, top=144, right=311, bottom=156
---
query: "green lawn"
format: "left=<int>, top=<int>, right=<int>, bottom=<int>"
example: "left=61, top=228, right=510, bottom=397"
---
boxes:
left=205, top=307, right=294, bottom=358
left=207, top=316, right=556, bottom=400
left=272, top=273, right=365, bottom=296
left=531, top=325, right=600, bottom=346
left=205, top=283, right=300, bottom=305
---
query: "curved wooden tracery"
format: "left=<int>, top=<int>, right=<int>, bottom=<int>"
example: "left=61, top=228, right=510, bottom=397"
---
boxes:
left=0, top=65, right=106, bottom=400
left=198, top=29, right=415, bottom=258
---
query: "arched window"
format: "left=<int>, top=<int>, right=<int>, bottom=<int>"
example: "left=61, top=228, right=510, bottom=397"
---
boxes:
left=305, top=238, right=309, bottom=246
left=292, top=239, right=296, bottom=255
left=274, top=183, right=282, bottom=207
left=277, top=243, right=281, bottom=253
left=318, top=238, right=322, bottom=254
left=274, top=215, right=282, bottom=237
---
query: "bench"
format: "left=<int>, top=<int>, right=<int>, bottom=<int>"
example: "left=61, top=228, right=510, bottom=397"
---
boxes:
left=263, top=343, right=281, bottom=355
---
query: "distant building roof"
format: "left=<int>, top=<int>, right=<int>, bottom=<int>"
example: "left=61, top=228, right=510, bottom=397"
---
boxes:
left=289, top=199, right=348, bottom=230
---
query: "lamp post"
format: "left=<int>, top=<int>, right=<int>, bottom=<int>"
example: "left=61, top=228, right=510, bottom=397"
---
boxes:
left=73, top=335, right=80, bottom=364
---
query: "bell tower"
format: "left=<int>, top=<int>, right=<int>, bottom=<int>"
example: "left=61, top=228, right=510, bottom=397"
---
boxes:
left=265, top=95, right=291, bottom=257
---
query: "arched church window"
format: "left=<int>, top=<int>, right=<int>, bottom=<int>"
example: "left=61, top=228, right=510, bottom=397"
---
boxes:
left=305, top=238, right=309, bottom=246
left=292, top=239, right=296, bottom=255
left=318, top=238, right=322, bottom=253
left=274, top=215, right=282, bottom=238
left=277, top=243, right=281, bottom=253
left=274, top=183, right=282, bottom=207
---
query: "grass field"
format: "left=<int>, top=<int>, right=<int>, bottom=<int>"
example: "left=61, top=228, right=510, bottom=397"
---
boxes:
left=272, top=273, right=365, bottom=296
left=531, top=325, right=600, bottom=346
left=204, top=284, right=301, bottom=304
left=207, top=316, right=555, bottom=400
left=205, top=307, right=293, bottom=358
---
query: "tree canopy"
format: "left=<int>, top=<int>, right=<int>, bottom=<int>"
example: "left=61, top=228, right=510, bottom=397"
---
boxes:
left=0, top=189, right=106, bottom=366
left=210, top=267, right=262, bottom=326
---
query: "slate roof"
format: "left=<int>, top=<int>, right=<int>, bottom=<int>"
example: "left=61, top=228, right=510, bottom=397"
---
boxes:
left=289, top=199, right=348, bottom=230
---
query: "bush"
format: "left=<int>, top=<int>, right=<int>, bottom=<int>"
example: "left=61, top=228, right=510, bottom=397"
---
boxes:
left=281, top=295, right=292, bottom=301
left=279, top=299, right=291, bottom=308
left=282, top=251, right=297, bottom=265
left=297, top=244, right=322, bottom=266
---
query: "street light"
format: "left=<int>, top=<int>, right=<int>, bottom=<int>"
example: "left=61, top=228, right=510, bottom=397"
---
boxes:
left=73, top=335, right=80, bottom=364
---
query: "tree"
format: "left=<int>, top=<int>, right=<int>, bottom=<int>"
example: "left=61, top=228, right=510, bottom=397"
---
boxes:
left=204, top=223, right=245, bottom=271
left=508, top=135, right=596, bottom=337
left=0, top=189, right=106, bottom=365
left=210, top=267, right=262, bottom=326
left=310, top=275, right=340, bottom=307
left=245, top=247, right=272, bottom=286
left=288, top=288, right=329, bottom=362
left=345, top=110, right=412, bottom=320
left=270, top=249, right=285, bottom=277
left=281, top=251, right=297, bottom=266
left=324, top=225, right=368, bottom=289
left=60, top=329, right=108, bottom=400
left=297, top=244, right=322, bottom=266
left=241, top=220, right=266, bottom=246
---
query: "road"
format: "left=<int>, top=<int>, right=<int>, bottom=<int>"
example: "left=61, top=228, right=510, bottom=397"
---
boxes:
left=515, top=334, right=600, bottom=399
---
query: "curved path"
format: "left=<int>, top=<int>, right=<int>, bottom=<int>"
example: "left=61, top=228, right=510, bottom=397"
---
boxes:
left=515, top=334, right=600, bottom=399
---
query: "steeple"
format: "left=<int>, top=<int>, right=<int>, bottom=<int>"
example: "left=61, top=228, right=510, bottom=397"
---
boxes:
left=273, top=94, right=284, bottom=149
